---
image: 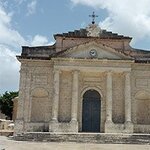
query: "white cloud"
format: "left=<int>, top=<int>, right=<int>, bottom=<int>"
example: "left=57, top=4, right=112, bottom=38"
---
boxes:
left=0, top=4, right=52, bottom=94
left=27, top=0, right=37, bottom=16
left=71, top=0, right=150, bottom=44
left=0, top=45, right=20, bottom=94
left=0, top=5, right=26, bottom=94
left=0, top=5, right=27, bottom=48
left=31, top=35, right=49, bottom=46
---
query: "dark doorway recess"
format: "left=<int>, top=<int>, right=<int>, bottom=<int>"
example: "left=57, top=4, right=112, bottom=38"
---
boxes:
left=82, top=90, right=101, bottom=132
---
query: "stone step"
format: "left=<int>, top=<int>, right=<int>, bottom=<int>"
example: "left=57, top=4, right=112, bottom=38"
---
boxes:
left=0, top=130, right=13, bottom=137
left=13, top=133, right=150, bottom=144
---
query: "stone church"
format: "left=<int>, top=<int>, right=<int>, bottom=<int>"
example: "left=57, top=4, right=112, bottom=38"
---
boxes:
left=14, top=20, right=150, bottom=135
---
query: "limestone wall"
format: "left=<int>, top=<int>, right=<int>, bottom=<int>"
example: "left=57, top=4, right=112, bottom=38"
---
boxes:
left=31, top=89, right=49, bottom=122
left=0, top=119, right=14, bottom=130
left=112, top=73, right=125, bottom=124
left=51, top=58, right=134, bottom=133
left=77, top=71, right=127, bottom=132
left=56, top=37, right=130, bottom=52
left=12, top=97, right=18, bottom=121
left=16, top=60, right=54, bottom=132
left=59, top=71, right=72, bottom=122
left=16, top=58, right=150, bottom=133
left=29, top=62, right=53, bottom=123
left=78, top=72, right=106, bottom=132
left=131, top=64, right=150, bottom=133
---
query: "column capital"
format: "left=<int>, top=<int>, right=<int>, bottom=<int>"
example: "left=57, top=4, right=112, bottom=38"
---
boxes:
left=124, top=71, right=131, bottom=75
left=106, top=70, right=113, bottom=75
left=53, top=69, right=62, bottom=74
left=72, top=70, right=80, bottom=75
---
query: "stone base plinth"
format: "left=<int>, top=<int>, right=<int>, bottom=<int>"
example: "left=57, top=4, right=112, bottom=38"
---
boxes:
left=105, top=121, right=134, bottom=133
left=14, top=119, right=24, bottom=135
left=104, top=121, right=115, bottom=133
left=49, top=120, right=78, bottom=133
left=125, top=122, right=134, bottom=133
left=0, top=130, right=13, bottom=136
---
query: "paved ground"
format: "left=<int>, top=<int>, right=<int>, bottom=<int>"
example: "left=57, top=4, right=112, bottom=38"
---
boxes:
left=0, top=136, right=150, bottom=150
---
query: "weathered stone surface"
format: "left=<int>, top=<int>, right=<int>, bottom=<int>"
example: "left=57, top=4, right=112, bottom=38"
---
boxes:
left=14, top=24, right=150, bottom=136
left=13, top=132, right=150, bottom=144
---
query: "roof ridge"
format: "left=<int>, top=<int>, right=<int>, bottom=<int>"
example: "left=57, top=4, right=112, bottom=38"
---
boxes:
left=54, top=27, right=132, bottom=39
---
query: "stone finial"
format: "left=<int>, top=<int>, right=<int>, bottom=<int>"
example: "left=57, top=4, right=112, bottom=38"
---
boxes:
left=86, top=24, right=102, bottom=37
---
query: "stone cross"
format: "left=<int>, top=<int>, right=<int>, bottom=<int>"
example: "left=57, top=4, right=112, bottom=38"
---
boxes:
left=89, top=11, right=98, bottom=24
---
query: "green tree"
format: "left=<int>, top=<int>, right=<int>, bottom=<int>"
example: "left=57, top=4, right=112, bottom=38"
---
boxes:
left=0, top=91, right=18, bottom=119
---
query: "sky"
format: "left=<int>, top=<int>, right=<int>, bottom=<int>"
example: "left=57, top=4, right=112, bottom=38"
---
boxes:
left=0, top=0, right=150, bottom=94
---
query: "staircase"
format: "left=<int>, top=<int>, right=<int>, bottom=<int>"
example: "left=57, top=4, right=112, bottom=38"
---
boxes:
left=13, top=132, right=150, bottom=144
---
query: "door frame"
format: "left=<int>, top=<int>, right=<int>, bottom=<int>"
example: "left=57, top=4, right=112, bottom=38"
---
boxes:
left=82, top=90, right=101, bottom=132
left=79, top=86, right=103, bottom=132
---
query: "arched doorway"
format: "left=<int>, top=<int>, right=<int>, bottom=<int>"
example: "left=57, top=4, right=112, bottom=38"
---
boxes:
left=82, top=89, right=101, bottom=132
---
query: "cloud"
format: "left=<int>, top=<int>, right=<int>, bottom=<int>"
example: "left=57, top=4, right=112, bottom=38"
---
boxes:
left=71, top=0, right=150, bottom=44
left=31, top=35, right=50, bottom=46
left=0, top=46, right=20, bottom=94
left=0, top=5, right=27, bottom=48
left=0, top=5, right=24, bottom=94
left=27, top=0, right=37, bottom=16
left=0, top=4, right=52, bottom=94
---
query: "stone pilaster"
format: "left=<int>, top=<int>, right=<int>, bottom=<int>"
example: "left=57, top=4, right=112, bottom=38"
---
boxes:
left=51, top=69, right=61, bottom=122
left=71, top=70, right=79, bottom=122
left=106, top=71, right=113, bottom=123
left=105, top=71, right=114, bottom=133
left=49, top=69, right=78, bottom=133
left=124, top=72, right=133, bottom=132
left=14, top=64, right=27, bottom=135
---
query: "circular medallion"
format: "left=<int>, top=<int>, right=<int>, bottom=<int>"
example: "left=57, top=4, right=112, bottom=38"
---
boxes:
left=89, top=49, right=97, bottom=57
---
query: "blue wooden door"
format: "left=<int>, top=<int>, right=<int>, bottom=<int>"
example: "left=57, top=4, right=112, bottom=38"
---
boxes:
left=82, top=90, right=101, bottom=132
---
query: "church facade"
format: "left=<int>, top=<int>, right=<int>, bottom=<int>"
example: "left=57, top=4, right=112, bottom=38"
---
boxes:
left=14, top=23, right=150, bottom=135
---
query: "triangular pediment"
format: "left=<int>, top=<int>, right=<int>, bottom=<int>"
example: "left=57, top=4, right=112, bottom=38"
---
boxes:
left=56, top=41, right=132, bottom=60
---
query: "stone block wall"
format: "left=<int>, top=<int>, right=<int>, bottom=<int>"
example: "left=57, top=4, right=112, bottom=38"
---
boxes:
left=15, top=58, right=150, bottom=134
left=16, top=60, right=54, bottom=132
left=112, top=73, right=125, bottom=124
left=59, top=71, right=72, bottom=122
left=78, top=72, right=106, bottom=132
left=12, top=97, right=18, bottom=121
left=131, top=64, right=150, bottom=132
left=0, top=119, right=14, bottom=130
left=31, top=95, right=49, bottom=122
left=56, top=37, right=130, bottom=52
